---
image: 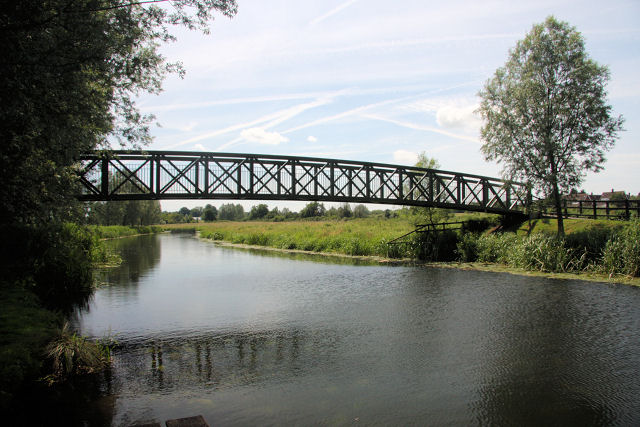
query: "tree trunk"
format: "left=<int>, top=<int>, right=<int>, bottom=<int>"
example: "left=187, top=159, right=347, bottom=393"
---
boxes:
left=551, top=178, right=565, bottom=236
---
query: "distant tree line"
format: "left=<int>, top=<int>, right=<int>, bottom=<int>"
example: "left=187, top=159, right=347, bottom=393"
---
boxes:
left=162, top=201, right=399, bottom=223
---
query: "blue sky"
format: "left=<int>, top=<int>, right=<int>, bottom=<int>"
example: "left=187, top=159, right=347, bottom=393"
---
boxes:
left=137, top=0, right=640, bottom=212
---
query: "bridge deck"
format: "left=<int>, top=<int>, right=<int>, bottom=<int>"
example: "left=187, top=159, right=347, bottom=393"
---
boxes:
left=77, top=151, right=530, bottom=215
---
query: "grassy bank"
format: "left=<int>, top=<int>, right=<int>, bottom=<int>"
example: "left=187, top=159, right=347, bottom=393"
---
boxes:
left=88, top=224, right=164, bottom=239
left=0, top=223, right=119, bottom=411
left=180, top=217, right=416, bottom=257
left=166, top=216, right=639, bottom=284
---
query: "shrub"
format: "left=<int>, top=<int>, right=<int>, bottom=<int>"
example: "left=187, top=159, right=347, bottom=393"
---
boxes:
left=456, top=233, right=479, bottom=262
left=475, top=233, right=519, bottom=263
left=601, top=220, right=640, bottom=277
left=42, top=323, right=113, bottom=385
left=412, top=230, right=459, bottom=261
left=508, top=234, right=583, bottom=272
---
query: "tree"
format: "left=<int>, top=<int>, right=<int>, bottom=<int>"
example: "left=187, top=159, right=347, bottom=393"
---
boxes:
left=478, top=16, right=624, bottom=235
left=178, top=207, right=191, bottom=216
left=203, top=204, right=217, bottom=221
left=353, top=204, right=370, bottom=218
left=249, top=204, right=269, bottom=220
left=190, top=206, right=203, bottom=219
left=410, top=152, right=450, bottom=226
left=0, top=0, right=237, bottom=225
left=300, top=202, right=326, bottom=218
left=218, top=203, right=244, bottom=220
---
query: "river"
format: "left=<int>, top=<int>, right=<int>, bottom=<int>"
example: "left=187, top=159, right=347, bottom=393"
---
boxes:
left=74, top=233, right=640, bottom=425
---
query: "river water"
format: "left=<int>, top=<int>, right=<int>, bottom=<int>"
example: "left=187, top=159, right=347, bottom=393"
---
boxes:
left=75, top=233, right=640, bottom=425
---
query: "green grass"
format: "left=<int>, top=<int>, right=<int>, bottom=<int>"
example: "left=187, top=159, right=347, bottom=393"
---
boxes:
left=516, top=217, right=625, bottom=235
left=168, top=217, right=416, bottom=257
left=88, top=225, right=163, bottom=239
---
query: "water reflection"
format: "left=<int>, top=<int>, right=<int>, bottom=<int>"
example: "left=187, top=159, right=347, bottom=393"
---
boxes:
left=113, top=328, right=338, bottom=395
left=75, top=234, right=640, bottom=425
left=99, top=234, right=162, bottom=287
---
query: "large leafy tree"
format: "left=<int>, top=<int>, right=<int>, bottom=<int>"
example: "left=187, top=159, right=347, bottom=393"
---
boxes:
left=0, top=0, right=237, bottom=225
left=477, top=16, right=623, bottom=234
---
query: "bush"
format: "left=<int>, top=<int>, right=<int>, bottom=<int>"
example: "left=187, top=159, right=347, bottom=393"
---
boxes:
left=508, top=234, right=582, bottom=272
left=412, top=230, right=459, bottom=261
left=601, top=220, right=640, bottom=277
left=475, top=233, right=520, bottom=263
left=456, top=233, right=479, bottom=262
left=0, top=223, right=100, bottom=312
left=42, top=323, right=113, bottom=385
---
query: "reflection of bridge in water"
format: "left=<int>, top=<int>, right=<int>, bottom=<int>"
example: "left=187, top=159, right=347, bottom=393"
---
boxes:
left=78, top=151, right=530, bottom=215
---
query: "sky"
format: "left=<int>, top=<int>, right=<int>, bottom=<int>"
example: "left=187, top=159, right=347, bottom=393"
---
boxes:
left=136, top=0, right=640, bottom=212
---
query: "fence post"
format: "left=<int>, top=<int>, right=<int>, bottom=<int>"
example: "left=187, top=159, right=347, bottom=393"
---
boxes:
left=593, top=201, right=597, bottom=219
left=625, top=199, right=630, bottom=219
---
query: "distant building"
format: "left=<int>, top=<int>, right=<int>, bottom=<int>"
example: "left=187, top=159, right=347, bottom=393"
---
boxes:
left=600, top=189, right=628, bottom=201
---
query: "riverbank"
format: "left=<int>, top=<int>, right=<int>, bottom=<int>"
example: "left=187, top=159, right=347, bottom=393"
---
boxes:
left=164, top=217, right=639, bottom=286
left=206, top=239, right=640, bottom=287
left=89, top=224, right=164, bottom=240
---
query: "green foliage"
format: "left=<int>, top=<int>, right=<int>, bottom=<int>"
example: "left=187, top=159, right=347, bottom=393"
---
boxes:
left=42, top=323, right=113, bottom=385
left=411, top=230, right=459, bottom=261
left=218, top=203, right=245, bottom=221
left=203, top=204, right=217, bottom=221
left=86, top=199, right=161, bottom=226
left=457, top=233, right=479, bottom=262
left=475, top=233, right=520, bottom=263
left=300, top=202, right=326, bottom=218
left=508, top=234, right=583, bottom=272
left=0, top=0, right=237, bottom=225
left=0, top=285, right=59, bottom=409
left=89, top=224, right=163, bottom=239
left=601, top=221, right=640, bottom=277
left=478, top=16, right=624, bottom=234
left=249, top=204, right=269, bottom=220
left=0, top=224, right=102, bottom=311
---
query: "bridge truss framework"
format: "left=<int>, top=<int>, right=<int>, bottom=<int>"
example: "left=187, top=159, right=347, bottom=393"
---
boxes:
left=77, top=151, right=531, bottom=215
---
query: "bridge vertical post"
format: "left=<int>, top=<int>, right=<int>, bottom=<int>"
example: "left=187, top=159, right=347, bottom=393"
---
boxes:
left=348, top=168, right=352, bottom=198
left=101, top=157, right=109, bottom=197
left=277, top=161, right=282, bottom=196
left=195, top=157, right=200, bottom=195
left=366, top=167, right=371, bottom=199
left=330, top=162, right=335, bottom=197
left=291, top=160, right=297, bottom=196
left=482, top=179, right=488, bottom=208
left=149, top=156, right=154, bottom=197
left=430, top=173, right=436, bottom=203
left=236, top=159, right=242, bottom=196
left=506, top=185, right=511, bottom=209
left=155, top=154, right=161, bottom=196
left=398, top=169, right=403, bottom=201
left=249, top=157, right=254, bottom=196
left=456, top=175, right=461, bottom=205
left=313, top=164, right=318, bottom=197
left=203, top=156, right=209, bottom=196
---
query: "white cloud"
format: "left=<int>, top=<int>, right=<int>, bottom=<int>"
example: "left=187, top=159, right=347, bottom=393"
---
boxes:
left=240, top=128, right=289, bottom=145
left=307, top=136, right=318, bottom=143
left=436, top=104, right=481, bottom=131
left=194, top=143, right=206, bottom=151
left=393, top=150, right=418, bottom=165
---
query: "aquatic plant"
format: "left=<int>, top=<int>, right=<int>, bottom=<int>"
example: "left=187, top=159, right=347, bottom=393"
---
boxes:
left=43, top=323, right=114, bottom=385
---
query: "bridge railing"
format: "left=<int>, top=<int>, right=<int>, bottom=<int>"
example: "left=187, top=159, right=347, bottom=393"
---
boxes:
left=76, top=151, right=530, bottom=214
